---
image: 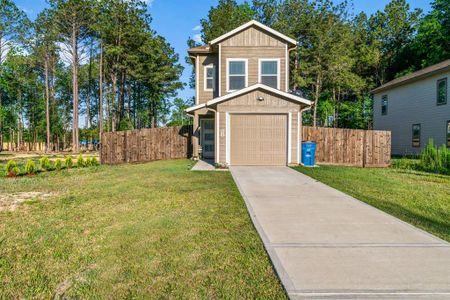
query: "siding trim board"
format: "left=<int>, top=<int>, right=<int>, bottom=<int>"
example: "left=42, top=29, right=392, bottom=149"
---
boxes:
left=195, top=55, right=199, bottom=104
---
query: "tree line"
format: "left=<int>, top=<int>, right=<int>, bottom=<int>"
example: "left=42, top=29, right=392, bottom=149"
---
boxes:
left=187, top=0, right=449, bottom=128
left=0, top=0, right=183, bottom=152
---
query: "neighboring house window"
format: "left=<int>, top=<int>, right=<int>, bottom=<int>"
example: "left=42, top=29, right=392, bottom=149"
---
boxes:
left=259, top=59, right=279, bottom=89
left=204, top=65, right=215, bottom=91
left=227, top=59, right=247, bottom=92
left=412, top=124, right=421, bottom=147
left=437, top=78, right=447, bottom=105
left=447, top=121, right=450, bottom=147
left=381, top=95, right=388, bottom=115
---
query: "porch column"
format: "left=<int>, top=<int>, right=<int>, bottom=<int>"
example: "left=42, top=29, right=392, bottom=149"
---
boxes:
left=192, top=112, right=199, bottom=159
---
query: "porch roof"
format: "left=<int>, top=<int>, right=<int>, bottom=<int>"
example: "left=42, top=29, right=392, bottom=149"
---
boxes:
left=185, top=84, right=312, bottom=114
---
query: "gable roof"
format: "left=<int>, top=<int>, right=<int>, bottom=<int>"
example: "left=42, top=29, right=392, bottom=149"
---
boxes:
left=372, top=59, right=450, bottom=94
left=185, top=84, right=312, bottom=114
left=209, top=20, right=297, bottom=46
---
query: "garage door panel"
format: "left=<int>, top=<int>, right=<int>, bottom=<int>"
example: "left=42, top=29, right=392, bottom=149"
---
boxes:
left=230, top=114, right=287, bottom=166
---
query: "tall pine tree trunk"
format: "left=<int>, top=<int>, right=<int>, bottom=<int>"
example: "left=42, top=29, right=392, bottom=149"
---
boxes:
left=44, top=56, right=51, bottom=152
left=71, top=24, right=79, bottom=152
left=111, top=72, right=117, bottom=132
left=99, top=42, right=104, bottom=143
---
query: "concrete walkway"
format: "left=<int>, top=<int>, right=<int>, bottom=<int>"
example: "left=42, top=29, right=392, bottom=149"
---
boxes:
left=230, top=167, right=450, bottom=300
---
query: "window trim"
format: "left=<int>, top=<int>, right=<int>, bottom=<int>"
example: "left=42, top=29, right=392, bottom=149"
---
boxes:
left=226, top=58, right=248, bottom=93
left=447, top=120, right=450, bottom=148
left=412, top=123, right=421, bottom=148
left=381, top=95, right=388, bottom=115
left=258, top=58, right=280, bottom=90
left=437, top=77, right=447, bottom=106
left=204, top=64, right=215, bottom=92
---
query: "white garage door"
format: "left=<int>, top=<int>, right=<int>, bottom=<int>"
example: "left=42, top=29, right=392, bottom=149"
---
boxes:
left=230, top=114, right=287, bottom=166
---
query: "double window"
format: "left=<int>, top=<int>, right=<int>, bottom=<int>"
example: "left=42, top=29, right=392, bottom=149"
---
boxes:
left=259, top=59, right=279, bottom=89
left=381, top=95, right=388, bottom=115
left=204, top=65, right=215, bottom=91
left=437, top=78, right=447, bottom=105
left=412, top=124, right=421, bottom=148
left=227, top=59, right=248, bottom=92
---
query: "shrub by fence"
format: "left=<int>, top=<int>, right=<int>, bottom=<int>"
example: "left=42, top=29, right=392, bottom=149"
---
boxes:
left=100, top=126, right=192, bottom=165
left=302, top=126, right=391, bottom=167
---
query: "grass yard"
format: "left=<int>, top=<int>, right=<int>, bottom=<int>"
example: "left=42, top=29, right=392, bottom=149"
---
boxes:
left=293, top=164, right=450, bottom=242
left=0, top=160, right=286, bottom=299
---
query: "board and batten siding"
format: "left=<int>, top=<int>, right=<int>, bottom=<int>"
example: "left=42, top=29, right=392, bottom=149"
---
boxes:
left=197, top=54, right=218, bottom=104
left=373, top=70, right=450, bottom=155
left=218, top=26, right=288, bottom=94
left=216, top=89, right=301, bottom=165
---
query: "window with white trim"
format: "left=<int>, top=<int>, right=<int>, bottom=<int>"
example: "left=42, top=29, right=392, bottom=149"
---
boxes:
left=259, top=59, right=279, bottom=89
left=227, top=59, right=247, bottom=91
left=204, top=65, right=215, bottom=91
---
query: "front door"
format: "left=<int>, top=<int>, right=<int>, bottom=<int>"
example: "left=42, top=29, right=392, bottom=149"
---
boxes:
left=201, top=119, right=215, bottom=159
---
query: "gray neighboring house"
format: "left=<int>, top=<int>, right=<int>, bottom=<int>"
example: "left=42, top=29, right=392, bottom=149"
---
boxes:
left=372, top=59, right=450, bottom=156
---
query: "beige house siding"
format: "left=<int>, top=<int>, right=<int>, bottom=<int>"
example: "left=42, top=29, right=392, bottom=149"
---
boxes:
left=373, top=70, right=450, bottom=155
left=218, top=26, right=288, bottom=95
left=215, top=89, right=301, bottom=165
left=220, top=25, right=287, bottom=47
left=197, top=54, right=218, bottom=104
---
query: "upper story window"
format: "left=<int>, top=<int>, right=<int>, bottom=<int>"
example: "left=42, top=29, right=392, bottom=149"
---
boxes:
left=412, top=124, right=421, bottom=147
left=204, top=65, right=215, bottom=91
left=259, top=59, right=280, bottom=89
left=437, top=78, right=447, bottom=105
left=227, top=59, right=248, bottom=92
left=381, top=95, right=388, bottom=115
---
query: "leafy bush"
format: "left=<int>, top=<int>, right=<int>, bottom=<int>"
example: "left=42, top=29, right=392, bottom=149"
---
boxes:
left=55, top=158, right=63, bottom=171
left=25, top=160, right=38, bottom=175
left=65, top=155, right=73, bottom=169
left=391, top=158, right=420, bottom=170
left=419, top=139, right=450, bottom=174
left=5, top=160, right=20, bottom=177
left=76, top=154, right=85, bottom=168
left=90, top=156, right=99, bottom=166
left=39, top=156, right=51, bottom=171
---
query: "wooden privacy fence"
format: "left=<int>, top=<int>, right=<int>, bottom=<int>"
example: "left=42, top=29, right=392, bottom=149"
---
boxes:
left=302, top=126, right=391, bottom=167
left=101, top=126, right=192, bottom=165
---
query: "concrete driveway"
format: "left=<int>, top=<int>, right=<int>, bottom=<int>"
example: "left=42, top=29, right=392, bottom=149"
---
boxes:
left=230, top=166, right=450, bottom=299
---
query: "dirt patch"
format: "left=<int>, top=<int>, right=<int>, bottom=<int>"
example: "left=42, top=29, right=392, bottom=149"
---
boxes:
left=0, top=192, right=55, bottom=212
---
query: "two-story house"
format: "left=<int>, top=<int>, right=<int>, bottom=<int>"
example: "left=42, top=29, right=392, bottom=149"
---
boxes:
left=372, top=59, right=450, bottom=155
left=185, top=20, right=311, bottom=166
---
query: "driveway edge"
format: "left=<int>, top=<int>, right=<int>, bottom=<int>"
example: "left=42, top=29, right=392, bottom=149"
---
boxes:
left=230, top=167, right=296, bottom=298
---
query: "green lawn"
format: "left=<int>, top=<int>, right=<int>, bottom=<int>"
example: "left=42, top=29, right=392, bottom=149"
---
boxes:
left=293, top=165, right=450, bottom=242
left=0, top=160, right=286, bottom=299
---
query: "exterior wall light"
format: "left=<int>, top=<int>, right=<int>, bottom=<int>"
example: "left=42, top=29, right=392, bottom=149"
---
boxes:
left=257, top=96, right=265, bottom=101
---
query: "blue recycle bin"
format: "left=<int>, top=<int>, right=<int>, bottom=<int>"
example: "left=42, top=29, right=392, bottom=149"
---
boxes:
left=302, top=141, right=317, bottom=167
